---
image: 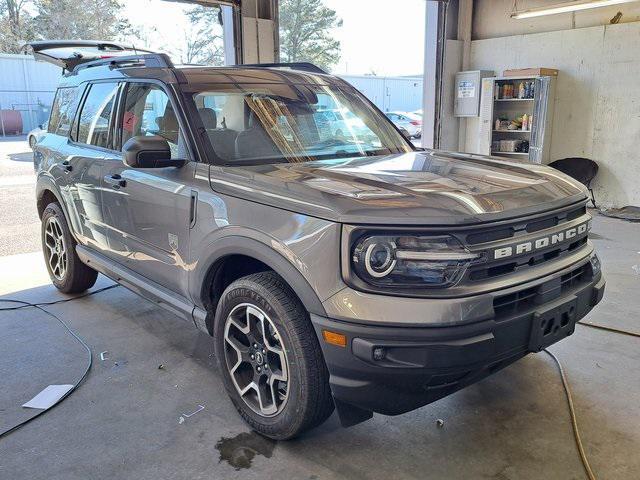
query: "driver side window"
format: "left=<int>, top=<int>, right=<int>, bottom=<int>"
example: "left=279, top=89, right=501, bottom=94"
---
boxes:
left=120, top=83, right=187, bottom=159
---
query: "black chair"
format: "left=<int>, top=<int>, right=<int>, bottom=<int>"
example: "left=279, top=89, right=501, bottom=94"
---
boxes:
left=548, top=157, right=599, bottom=208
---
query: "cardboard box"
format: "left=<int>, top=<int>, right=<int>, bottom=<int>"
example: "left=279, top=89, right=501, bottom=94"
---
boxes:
left=503, top=68, right=558, bottom=77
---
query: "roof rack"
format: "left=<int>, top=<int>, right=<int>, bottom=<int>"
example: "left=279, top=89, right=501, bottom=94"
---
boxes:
left=239, top=62, right=327, bottom=74
left=73, top=53, right=174, bottom=73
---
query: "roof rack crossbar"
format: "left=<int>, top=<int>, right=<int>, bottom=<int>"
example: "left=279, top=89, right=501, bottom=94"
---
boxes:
left=239, top=62, right=327, bottom=74
left=73, top=53, right=174, bottom=73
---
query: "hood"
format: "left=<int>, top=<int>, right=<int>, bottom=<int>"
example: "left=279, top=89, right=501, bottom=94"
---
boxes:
left=208, top=150, right=588, bottom=226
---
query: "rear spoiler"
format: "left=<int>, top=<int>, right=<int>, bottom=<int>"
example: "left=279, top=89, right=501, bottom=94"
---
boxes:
left=25, top=40, right=159, bottom=72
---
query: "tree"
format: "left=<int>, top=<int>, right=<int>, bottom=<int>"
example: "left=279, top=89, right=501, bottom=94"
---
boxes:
left=0, top=0, right=33, bottom=53
left=181, top=5, right=224, bottom=66
left=279, top=0, right=342, bottom=72
left=32, top=0, right=132, bottom=41
left=0, top=0, right=131, bottom=54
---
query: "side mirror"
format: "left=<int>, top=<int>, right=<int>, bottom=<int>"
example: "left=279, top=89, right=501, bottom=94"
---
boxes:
left=122, top=135, right=187, bottom=168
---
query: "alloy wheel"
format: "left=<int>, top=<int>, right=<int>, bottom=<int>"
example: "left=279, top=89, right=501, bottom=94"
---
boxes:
left=223, top=303, right=290, bottom=417
left=44, top=216, right=67, bottom=281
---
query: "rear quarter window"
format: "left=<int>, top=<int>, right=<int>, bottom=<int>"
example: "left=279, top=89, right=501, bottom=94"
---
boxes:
left=48, top=87, right=81, bottom=137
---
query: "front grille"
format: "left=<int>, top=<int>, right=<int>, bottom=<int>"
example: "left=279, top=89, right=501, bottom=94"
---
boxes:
left=464, top=205, right=586, bottom=246
left=493, top=263, right=591, bottom=320
left=457, top=204, right=591, bottom=286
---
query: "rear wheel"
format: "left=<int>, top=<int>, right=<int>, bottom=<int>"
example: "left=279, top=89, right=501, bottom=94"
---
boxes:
left=41, top=202, right=98, bottom=293
left=214, top=271, right=334, bottom=439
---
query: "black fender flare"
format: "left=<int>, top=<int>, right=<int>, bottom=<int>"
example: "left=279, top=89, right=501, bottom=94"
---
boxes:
left=36, top=176, right=83, bottom=243
left=36, top=175, right=69, bottom=220
left=193, top=235, right=327, bottom=319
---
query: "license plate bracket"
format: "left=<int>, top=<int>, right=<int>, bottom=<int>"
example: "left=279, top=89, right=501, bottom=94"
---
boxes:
left=528, top=296, right=578, bottom=352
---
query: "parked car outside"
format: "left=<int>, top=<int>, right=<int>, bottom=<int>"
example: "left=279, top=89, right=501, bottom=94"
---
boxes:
left=28, top=121, right=47, bottom=149
left=315, top=108, right=377, bottom=143
left=384, top=111, right=422, bottom=138
left=31, top=40, right=605, bottom=440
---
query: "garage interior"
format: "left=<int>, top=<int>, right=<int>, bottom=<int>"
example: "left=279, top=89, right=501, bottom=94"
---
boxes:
left=1, top=1, right=639, bottom=479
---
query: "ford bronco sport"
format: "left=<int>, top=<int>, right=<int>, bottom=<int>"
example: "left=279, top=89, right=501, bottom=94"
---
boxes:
left=30, top=41, right=605, bottom=440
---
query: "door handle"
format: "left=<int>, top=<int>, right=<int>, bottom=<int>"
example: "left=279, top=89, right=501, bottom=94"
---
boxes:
left=62, top=160, right=72, bottom=173
left=104, top=174, right=126, bottom=189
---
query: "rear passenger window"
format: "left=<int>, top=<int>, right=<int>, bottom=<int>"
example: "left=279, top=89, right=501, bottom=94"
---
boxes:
left=48, top=87, right=80, bottom=137
left=76, top=82, right=119, bottom=149
left=120, top=83, right=185, bottom=159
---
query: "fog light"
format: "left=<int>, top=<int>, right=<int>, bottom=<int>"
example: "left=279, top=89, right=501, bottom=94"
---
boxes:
left=372, top=347, right=386, bottom=361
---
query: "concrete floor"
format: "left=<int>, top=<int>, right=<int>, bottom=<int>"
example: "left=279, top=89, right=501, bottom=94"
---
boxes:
left=0, top=137, right=40, bottom=256
left=0, top=139, right=639, bottom=479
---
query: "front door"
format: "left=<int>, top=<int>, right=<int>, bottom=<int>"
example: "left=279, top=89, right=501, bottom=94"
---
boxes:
left=100, top=82, right=194, bottom=297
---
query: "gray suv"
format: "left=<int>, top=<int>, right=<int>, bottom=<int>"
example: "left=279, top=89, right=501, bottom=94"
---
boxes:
left=31, top=41, right=605, bottom=439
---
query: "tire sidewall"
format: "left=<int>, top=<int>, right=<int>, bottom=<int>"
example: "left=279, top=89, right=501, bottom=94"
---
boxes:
left=213, top=280, right=307, bottom=435
left=41, top=203, right=77, bottom=291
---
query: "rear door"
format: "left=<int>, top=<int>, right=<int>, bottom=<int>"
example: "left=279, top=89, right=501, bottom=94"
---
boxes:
left=100, top=81, right=195, bottom=296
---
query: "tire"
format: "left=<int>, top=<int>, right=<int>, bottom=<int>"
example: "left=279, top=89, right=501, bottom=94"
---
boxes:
left=213, top=271, right=334, bottom=440
left=41, top=202, right=98, bottom=294
left=28, top=136, right=36, bottom=149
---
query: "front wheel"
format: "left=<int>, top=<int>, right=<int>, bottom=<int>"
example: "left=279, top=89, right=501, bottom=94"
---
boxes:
left=41, top=202, right=98, bottom=293
left=214, top=271, right=334, bottom=439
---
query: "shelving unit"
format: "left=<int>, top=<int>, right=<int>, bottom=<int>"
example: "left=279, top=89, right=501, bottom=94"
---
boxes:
left=478, top=75, right=556, bottom=164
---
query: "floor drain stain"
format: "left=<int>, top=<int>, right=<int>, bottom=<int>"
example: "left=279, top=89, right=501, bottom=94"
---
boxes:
left=215, top=432, right=276, bottom=470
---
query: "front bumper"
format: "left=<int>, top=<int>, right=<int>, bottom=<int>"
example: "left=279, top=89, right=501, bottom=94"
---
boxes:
left=311, top=262, right=605, bottom=419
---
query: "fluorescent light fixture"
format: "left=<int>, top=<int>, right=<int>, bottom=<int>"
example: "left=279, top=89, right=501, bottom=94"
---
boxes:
left=511, top=0, right=638, bottom=19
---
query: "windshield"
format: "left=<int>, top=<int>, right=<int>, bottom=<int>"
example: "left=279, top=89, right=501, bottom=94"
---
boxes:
left=189, top=83, right=413, bottom=165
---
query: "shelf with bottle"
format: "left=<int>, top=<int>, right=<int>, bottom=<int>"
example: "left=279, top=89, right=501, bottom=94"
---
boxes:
left=494, top=80, right=535, bottom=101
left=491, top=139, right=530, bottom=156
left=494, top=113, right=533, bottom=133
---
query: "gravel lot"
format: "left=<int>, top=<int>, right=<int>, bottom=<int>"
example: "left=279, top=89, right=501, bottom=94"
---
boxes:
left=0, top=137, right=41, bottom=256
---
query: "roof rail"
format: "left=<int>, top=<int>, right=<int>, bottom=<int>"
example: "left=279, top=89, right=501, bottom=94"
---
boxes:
left=239, top=62, right=327, bottom=74
left=73, top=53, right=174, bottom=73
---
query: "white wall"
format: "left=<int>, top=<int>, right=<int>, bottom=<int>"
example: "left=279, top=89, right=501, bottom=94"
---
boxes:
left=464, top=21, right=640, bottom=208
left=473, top=0, right=640, bottom=39
left=440, top=40, right=463, bottom=151
left=340, top=75, right=424, bottom=113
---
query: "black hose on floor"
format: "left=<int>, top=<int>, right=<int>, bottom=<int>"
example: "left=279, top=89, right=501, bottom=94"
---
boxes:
left=0, top=285, right=117, bottom=438
left=544, top=321, right=639, bottom=480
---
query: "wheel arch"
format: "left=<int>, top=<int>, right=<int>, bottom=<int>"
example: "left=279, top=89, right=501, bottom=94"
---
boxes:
left=194, top=236, right=327, bottom=336
left=36, top=180, right=63, bottom=219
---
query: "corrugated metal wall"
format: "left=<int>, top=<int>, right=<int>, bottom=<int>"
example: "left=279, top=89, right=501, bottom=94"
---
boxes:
left=339, top=75, right=423, bottom=113
left=0, top=54, right=61, bottom=135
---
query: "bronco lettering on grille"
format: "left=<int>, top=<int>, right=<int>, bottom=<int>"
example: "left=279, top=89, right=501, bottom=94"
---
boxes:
left=493, top=221, right=590, bottom=260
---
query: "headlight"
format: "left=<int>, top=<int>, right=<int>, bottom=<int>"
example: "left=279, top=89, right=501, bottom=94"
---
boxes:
left=351, top=234, right=482, bottom=288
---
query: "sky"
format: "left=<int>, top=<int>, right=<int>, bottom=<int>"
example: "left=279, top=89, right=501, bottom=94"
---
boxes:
left=325, top=0, right=426, bottom=76
left=122, top=0, right=426, bottom=76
